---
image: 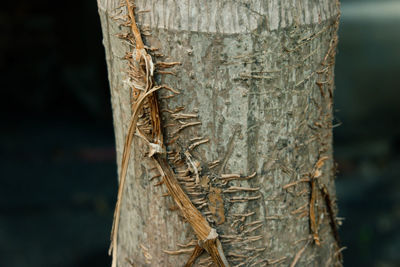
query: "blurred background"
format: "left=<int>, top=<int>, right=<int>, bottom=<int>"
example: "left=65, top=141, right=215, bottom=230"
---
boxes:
left=0, top=0, right=399, bottom=266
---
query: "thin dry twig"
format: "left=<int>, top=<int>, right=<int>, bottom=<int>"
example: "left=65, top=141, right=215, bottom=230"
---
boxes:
left=289, top=240, right=310, bottom=267
left=109, top=1, right=229, bottom=266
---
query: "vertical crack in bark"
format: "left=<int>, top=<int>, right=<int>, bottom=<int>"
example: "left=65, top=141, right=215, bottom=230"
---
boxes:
left=308, top=1, right=343, bottom=264
left=109, top=1, right=229, bottom=266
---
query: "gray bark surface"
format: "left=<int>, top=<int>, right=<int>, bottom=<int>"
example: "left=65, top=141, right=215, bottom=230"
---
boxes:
left=97, top=0, right=341, bottom=266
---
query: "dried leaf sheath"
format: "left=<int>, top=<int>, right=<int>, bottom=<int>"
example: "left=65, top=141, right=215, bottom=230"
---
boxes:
left=109, top=1, right=229, bottom=266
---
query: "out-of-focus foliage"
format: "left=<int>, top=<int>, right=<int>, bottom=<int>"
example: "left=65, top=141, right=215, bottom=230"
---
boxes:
left=335, top=1, right=400, bottom=267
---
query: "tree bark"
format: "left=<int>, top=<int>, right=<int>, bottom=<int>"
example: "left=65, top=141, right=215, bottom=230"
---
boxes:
left=97, top=0, right=342, bottom=266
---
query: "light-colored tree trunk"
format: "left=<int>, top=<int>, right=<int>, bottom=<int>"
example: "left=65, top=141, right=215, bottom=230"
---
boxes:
left=97, top=0, right=342, bottom=266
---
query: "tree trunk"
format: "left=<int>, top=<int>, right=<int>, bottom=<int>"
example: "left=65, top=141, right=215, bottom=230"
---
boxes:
left=97, top=0, right=342, bottom=266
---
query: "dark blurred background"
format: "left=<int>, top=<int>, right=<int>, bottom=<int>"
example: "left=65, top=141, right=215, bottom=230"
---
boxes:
left=0, top=0, right=399, bottom=266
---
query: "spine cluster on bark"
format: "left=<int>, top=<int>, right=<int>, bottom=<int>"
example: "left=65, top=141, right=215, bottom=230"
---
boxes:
left=97, top=0, right=343, bottom=266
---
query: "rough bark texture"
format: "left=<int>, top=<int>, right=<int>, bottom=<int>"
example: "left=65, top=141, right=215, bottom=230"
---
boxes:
left=97, top=0, right=341, bottom=266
